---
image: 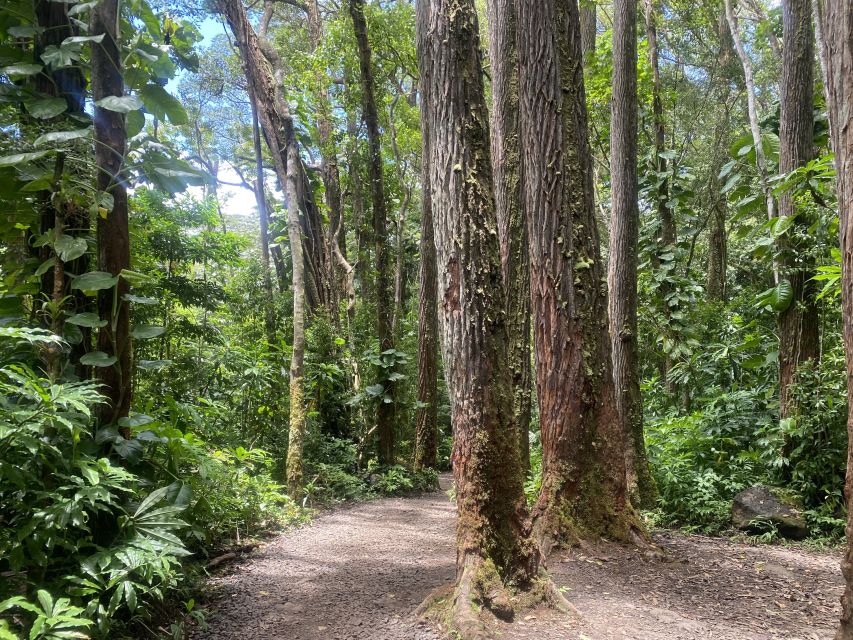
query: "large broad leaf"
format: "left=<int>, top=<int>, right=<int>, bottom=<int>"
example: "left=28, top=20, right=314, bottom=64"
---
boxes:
left=2, top=63, right=42, bottom=77
left=65, top=312, right=107, bottom=328
left=61, top=34, right=104, bottom=46
left=140, top=84, right=188, bottom=125
left=71, top=271, right=118, bottom=291
left=53, top=234, right=88, bottom=261
left=123, top=294, right=158, bottom=305
left=41, top=44, right=75, bottom=69
left=755, top=279, right=794, bottom=313
left=80, top=351, right=117, bottom=367
left=95, top=94, right=142, bottom=113
left=131, top=324, right=165, bottom=339
left=25, top=97, right=67, bottom=119
left=126, top=109, right=145, bottom=138
left=34, top=128, right=90, bottom=147
left=0, top=150, right=50, bottom=167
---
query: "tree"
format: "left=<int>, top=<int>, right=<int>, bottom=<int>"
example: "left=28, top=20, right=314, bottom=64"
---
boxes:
left=349, top=0, right=396, bottom=465
left=485, top=0, right=531, bottom=468
left=608, top=0, right=655, bottom=508
left=216, top=0, right=308, bottom=496
left=413, top=66, right=438, bottom=471
left=414, top=0, right=556, bottom=634
left=91, top=0, right=132, bottom=429
left=643, top=0, right=677, bottom=388
left=777, top=0, right=820, bottom=419
left=818, top=3, right=853, bottom=638
left=517, top=0, right=640, bottom=550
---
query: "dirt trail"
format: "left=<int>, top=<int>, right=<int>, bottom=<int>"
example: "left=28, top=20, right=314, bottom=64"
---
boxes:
left=193, top=480, right=842, bottom=640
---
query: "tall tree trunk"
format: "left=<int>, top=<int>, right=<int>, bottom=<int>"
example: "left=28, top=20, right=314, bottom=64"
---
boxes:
left=820, top=5, right=853, bottom=638
left=307, top=0, right=344, bottom=320
left=778, top=0, right=820, bottom=419
left=91, top=0, right=132, bottom=429
left=608, top=0, right=655, bottom=509
left=643, top=0, right=677, bottom=389
left=707, top=13, right=734, bottom=302
left=285, top=140, right=308, bottom=498
left=517, top=0, right=640, bottom=551
left=217, top=0, right=308, bottom=494
left=349, top=0, right=396, bottom=465
left=486, top=0, right=531, bottom=469
left=33, top=0, right=89, bottom=374
left=414, top=107, right=438, bottom=471
left=580, top=1, right=597, bottom=64
left=414, top=1, right=573, bottom=635
left=250, top=94, right=276, bottom=342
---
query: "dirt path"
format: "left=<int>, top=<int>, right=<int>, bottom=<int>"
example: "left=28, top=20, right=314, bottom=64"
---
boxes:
left=193, top=481, right=843, bottom=640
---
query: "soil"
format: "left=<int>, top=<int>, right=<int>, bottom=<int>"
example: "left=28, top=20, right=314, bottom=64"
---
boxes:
left=191, top=477, right=843, bottom=640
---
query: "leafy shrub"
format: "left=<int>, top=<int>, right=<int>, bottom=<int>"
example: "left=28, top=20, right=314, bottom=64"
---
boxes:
left=646, top=412, right=767, bottom=534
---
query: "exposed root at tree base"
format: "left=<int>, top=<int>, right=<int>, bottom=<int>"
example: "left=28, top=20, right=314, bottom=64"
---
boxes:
left=416, top=562, right=581, bottom=640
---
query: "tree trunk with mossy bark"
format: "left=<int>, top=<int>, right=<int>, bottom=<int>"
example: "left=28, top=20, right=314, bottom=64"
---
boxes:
left=517, top=0, right=643, bottom=552
left=778, top=0, right=820, bottom=420
left=349, top=0, right=396, bottom=465
left=607, top=0, right=655, bottom=509
left=485, top=0, right=531, bottom=470
left=217, top=0, right=308, bottom=496
left=818, top=3, right=853, bottom=638
left=91, top=0, right=132, bottom=430
left=414, top=92, right=438, bottom=472
left=415, top=1, right=573, bottom=636
left=285, top=138, right=307, bottom=499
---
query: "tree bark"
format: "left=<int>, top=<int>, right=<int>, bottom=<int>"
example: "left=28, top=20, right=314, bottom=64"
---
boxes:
left=643, top=0, right=677, bottom=389
left=285, top=139, right=308, bottom=499
left=486, top=0, right=531, bottom=470
left=608, top=0, right=655, bottom=509
left=517, top=0, right=640, bottom=550
left=91, top=0, right=132, bottom=429
left=349, top=0, right=396, bottom=465
left=415, top=0, right=552, bottom=634
left=580, top=1, right=597, bottom=64
left=414, top=100, right=438, bottom=471
left=819, top=4, right=853, bottom=638
left=706, top=13, right=734, bottom=302
left=778, top=0, right=820, bottom=419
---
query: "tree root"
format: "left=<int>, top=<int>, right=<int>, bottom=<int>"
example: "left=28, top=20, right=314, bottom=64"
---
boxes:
left=415, top=559, right=581, bottom=640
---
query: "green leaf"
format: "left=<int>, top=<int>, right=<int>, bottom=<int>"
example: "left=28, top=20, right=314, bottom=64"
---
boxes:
left=117, top=413, right=154, bottom=428
left=25, top=98, right=67, bottom=119
left=36, top=590, right=53, bottom=616
left=53, top=234, right=88, bottom=261
left=2, top=63, right=43, bottom=77
left=123, top=581, right=137, bottom=612
left=119, top=269, right=155, bottom=285
left=71, top=271, right=118, bottom=291
left=0, top=151, right=50, bottom=167
left=66, top=312, right=107, bottom=328
left=95, top=94, right=142, bottom=113
left=34, top=128, right=90, bottom=147
left=61, top=34, right=104, bottom=45
left=131, top=325, right=165, bottom=339
left=140, top=84, right=188, bottom=125
left=67, top=1, right=99, bottom=16
left=41, top=44, right=75, bottom=69
left=126, top=109, right=145, bottom=138
left=80, top=351, right=117, bottom=367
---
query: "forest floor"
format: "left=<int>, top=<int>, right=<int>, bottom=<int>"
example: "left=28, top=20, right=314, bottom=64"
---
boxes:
left=190, top=476, right=842, bottom=640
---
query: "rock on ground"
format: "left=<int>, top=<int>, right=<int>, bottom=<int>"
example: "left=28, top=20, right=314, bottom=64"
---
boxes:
left=732, top=485, right=809, bottom=540
left=192, top=480, right=842, bottom=640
